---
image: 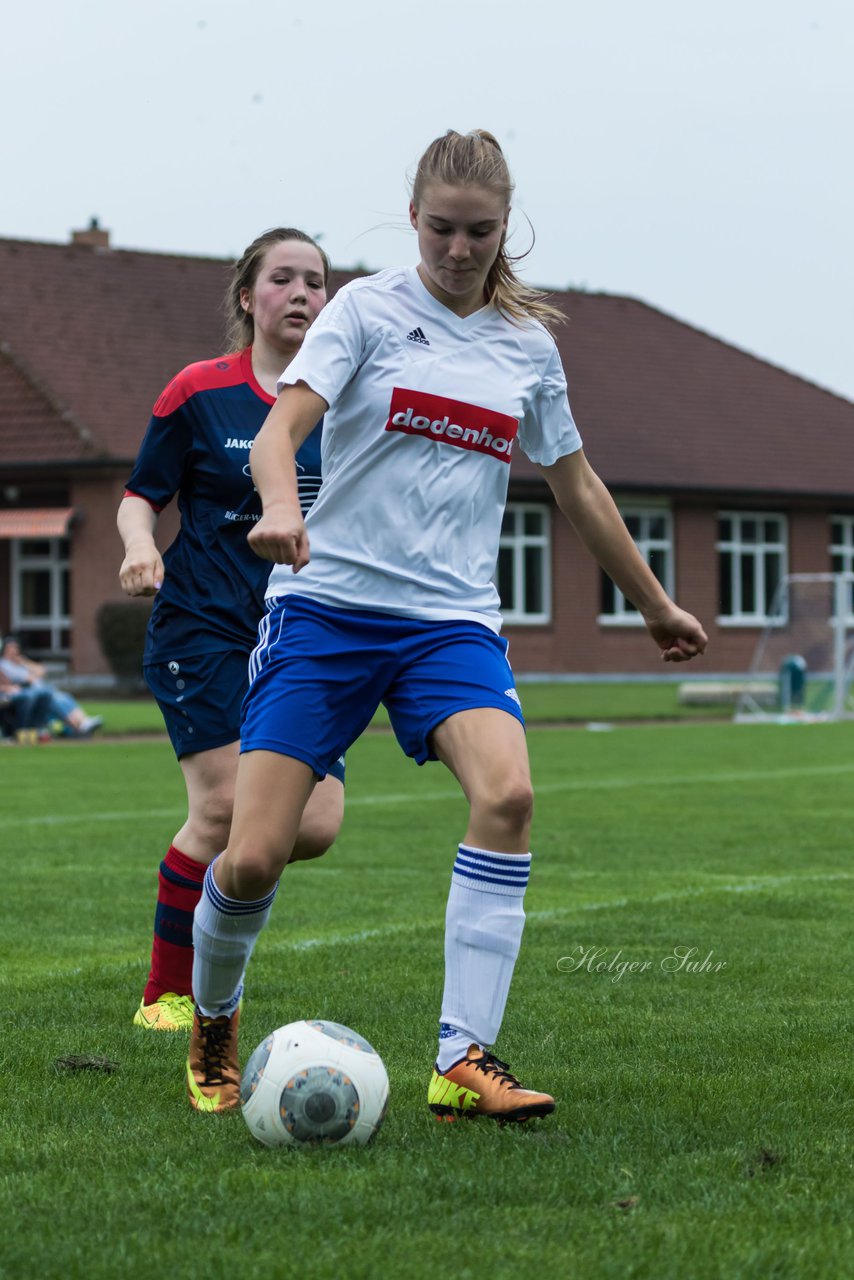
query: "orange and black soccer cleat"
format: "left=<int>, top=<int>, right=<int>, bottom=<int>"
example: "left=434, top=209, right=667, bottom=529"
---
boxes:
left=428, top=1045, right=555, bottom=1123
left=186, top=1006, right=241, bottom=1113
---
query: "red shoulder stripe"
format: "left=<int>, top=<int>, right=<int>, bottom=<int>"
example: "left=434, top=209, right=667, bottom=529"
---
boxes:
left=152, top=353, right=246, bottom=417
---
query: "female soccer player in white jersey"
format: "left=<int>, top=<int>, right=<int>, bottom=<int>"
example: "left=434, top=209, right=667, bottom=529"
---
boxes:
left=118, top=229, right=345, bottom=1035
left=187, top=132, right=708, bottom=1119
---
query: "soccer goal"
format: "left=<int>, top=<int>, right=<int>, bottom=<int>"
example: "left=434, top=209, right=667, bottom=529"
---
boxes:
left=734, top=572, right=854, bottom=723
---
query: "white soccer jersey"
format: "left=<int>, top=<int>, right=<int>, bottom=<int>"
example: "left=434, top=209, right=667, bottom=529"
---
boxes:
left=269, top=265, right=582, bottom=631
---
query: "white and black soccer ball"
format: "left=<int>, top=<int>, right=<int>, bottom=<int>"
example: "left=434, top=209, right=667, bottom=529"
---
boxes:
left=241, top=1019, right=389, bottom=1148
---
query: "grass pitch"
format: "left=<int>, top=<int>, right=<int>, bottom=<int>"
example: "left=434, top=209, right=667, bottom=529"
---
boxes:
left=1, top=719, right=852, bottom=1279
left=81, top=677, right=733, bottom=737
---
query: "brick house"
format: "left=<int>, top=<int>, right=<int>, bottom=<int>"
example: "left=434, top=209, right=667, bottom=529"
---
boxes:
left=1, top=227, right=852, bottom=675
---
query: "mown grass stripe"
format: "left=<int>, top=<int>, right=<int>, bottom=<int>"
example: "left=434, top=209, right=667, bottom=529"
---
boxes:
left=14, top=871, right=851, bottom=983
left=4, top=760, right=853, bottom=830
left=274, top=870, right=854, bottom=951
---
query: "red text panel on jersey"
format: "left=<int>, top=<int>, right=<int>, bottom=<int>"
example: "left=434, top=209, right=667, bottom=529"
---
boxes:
left=385, top=387, right=518, bottom=464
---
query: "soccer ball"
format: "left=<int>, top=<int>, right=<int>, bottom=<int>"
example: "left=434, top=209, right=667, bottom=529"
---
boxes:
left=240, top=1019, right=389, bottom=1147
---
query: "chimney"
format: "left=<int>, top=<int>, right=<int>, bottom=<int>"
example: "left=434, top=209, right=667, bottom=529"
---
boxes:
left=71, top=217, right=110, bottom=249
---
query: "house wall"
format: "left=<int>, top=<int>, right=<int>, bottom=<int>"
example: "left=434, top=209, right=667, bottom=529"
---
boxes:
left=0, top=540, right=9, bottom=637
left=22, top=482, right=847, bottom=678
left=503, top=499, right=842, bottom=675
left=69, top=474, right=181, bottom=674
left=790, top=510, right=833, bottom=573
left=0, top=474, right=70, bottom=648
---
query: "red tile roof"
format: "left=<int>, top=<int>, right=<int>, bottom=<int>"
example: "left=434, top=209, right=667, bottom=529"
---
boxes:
left=516, top=292, right=854, bottom=497
left=0, top=343, right=100, bottom=463
left=0, top=237, right=233, bottom=463
left=0, top=507, right=74, bottom=538
left=1, top=235, right=852, bottom=495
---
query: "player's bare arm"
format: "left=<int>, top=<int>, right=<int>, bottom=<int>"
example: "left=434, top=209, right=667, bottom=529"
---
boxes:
left=248, top=382, right=329, bottom=570
left=540, top=450, right=708, bottom=663
left=117, top=494, right=164, bottom=596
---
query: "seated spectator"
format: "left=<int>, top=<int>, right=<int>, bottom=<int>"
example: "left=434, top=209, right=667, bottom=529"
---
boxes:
left=0, top=637, right=103, bottom=737
left=0, top=666, right=54, bottom=740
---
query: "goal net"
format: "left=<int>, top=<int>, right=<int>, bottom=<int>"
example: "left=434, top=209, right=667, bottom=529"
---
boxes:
left=734, top=572, right=854, bottom=723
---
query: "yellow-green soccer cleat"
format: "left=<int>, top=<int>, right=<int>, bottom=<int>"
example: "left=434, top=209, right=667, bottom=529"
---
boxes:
left=133, top=993, right=195, bottom=1032
left=428, top=1045, right=555, bottom=1123
left=186, top=1006, right=241, bottom=1113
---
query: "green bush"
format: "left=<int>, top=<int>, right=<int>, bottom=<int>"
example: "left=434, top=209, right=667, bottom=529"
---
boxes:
left=95, top=600, right=151, bottom=683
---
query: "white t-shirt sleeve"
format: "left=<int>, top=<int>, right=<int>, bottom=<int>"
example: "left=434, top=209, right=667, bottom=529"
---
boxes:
left=517, top=341, right=583, bottom=467
left=277, top=286, right=366, bottom=404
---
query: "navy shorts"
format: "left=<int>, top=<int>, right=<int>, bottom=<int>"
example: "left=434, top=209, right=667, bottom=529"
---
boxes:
left=241, top=595, right=525, bottom=778
left=146, top=646, right=346, bottom=782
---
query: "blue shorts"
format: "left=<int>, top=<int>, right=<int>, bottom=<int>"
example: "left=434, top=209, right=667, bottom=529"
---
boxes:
left=146, top=646, right=346, bottom=782
left=241, top=595, right=525, bottom=777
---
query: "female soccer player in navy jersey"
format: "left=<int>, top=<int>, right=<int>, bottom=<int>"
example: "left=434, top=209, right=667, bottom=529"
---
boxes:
left=118, top=228, right=345, bottom=1033
left=186, top=134, right=708, bottom=1119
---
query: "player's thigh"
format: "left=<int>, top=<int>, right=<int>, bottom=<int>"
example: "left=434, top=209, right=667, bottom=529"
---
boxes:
left=227, top=749, right=318, bottom=878
left=179, top=740, right=240, bottom=820
left=430, top=707, right=533, bottom=811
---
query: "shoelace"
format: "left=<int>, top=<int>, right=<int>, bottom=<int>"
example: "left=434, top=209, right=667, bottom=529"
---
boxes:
left=470, top=1050, right=521, bottom=1089
left=200, top=1018, right=234, bottom=1085
left=159, top=995, right=194, bottom=1027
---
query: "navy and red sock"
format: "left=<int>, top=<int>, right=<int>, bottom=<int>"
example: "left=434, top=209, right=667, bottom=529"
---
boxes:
left=142, top=845, right=207, bottom=1005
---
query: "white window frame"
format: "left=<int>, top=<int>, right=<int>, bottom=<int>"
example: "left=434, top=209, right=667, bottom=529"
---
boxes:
left=11, top=537, right=71, bottom=653
left=599, top=504, right=674, bottom=626
left=829, top=515, right=854, bottom=625
left=497, top=502, right=551, bottom=625
left=716, top=512, right=787, bottom=626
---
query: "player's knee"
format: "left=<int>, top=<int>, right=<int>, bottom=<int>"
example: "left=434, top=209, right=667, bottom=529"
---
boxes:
left=197, top=792, right=235, bottom=849
left=225, top=844, right=284, bottom=899
left=290, top=810, right=342, bottom=862
left=481, top=778, right=534, bottom=835
left=289, top=831, right=330, bottom=862
left=290, top=783, right=344, bottom=862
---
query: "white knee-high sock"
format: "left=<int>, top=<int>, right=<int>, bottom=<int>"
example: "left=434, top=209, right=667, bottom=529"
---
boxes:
left=192, top=860, right=278, bottom=1018
left=437, top=844, right=531, bottom=1071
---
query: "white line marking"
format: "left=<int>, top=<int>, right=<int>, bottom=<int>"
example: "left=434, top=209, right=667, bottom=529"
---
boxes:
left=4, top=761, right=853, bottom=830
left=526, top=870, right=854, bottom=921
left=1, top=806, right=188, bottom=829
left=21, top=872, right=852, bottom=980
left=266, top=872, right=853, bottom=954
left=345, top=760, right=854, bottom=806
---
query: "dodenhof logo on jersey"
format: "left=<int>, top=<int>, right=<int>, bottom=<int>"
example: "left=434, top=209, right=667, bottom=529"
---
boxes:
left=385, top=388, right=518, bottom=463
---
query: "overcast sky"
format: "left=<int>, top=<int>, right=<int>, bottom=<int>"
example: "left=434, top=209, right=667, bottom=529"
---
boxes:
left=3, top=0, right=852, bottom=400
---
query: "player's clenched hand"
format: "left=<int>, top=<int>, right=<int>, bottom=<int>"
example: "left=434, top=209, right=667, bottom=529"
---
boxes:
left=248, top=508, right=310, bottom=572
left=644, top=604, right=708, bottom=663
left=119, top=542, right=164, bottom=596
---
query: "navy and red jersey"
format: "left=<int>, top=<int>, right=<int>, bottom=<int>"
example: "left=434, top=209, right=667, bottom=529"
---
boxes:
left=126, top=347, right=323, bottom=663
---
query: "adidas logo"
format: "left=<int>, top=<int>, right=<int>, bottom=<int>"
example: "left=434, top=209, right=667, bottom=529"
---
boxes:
left=406, top=326, right=430, bottom=345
